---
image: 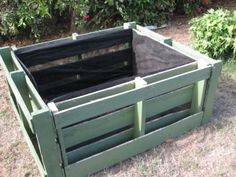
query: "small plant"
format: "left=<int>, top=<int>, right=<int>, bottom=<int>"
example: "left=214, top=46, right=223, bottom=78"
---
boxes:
left=190, top=9, right=236, bottom=60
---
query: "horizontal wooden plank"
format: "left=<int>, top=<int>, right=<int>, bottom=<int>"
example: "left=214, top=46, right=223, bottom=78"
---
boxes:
left=56, top=62, right=197, bottom=110
left=54, top=66, right=210, bottom=128
left=146, top=109, right=190, bottom=133
left=172, top=41, right=218, bottom=65
left=57, top=81, right=135, bottom=110
left=144, top=62, right=197, bottom=83
left=65, top=112, right=203, bottom=177
left=63, top=106, right=134, bottom=149
left=62, top=85, right=193, bottom=149
left=67, top=129, right=133, bottom=164
left=66, top=109, right=190, bottom=164
left=146, top=85, right=193, bottom=118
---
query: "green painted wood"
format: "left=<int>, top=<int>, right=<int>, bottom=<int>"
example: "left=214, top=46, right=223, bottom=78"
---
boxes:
left=172, top=41, right=218, bottom=65
left=164, top=38, right=172, bottom=46
left=146, top=85, right=193, bottom=118
left=57, top=62, right=196, bottom=110
left=65, top=112, right=203, bottom=177
left=10, top=50, right=24, bottom=70
left=9, top=94, right=46, bottom=177
left=136, top=25, right=167, bottom=42
left=7, top=71, right=34, bottom=132
left=56, top=81, right=135, bottom=110
left=57, top=129, right=69, bottom=167
left=32, top=110, right=65, bottom=177
left=190, top=79, right=206, bottom=114
left=67, top=129, right=133, bottom=164
left=25, top=76, right=47, bottom=111
left=54, top=66, right=210, bottom=128
left=62, top=85, right=192, bottom=149
left=134, top=77, right=147, bottom=138
left=201, top=61, right=223, bottom=124
left=123, top=22, right=136, bottom=29
left=63, top=106, right=134, bottom=148
left=144, top=62, right=197, bottom=83
left=146, top=109, right=190, bottom=133
left=11, top=71, right=33, bottom=112
left=0, top=47, right=15, bottom=72
left=66, top=109, right=190, bottom=164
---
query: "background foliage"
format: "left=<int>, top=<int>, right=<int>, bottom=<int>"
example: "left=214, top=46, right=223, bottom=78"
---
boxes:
left=190, top=9, right=236, bottom=60
left=0, top=0, right=210, bottom=39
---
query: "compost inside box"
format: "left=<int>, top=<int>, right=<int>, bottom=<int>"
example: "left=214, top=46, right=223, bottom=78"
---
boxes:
left=14, top=29, right=194, bottom=103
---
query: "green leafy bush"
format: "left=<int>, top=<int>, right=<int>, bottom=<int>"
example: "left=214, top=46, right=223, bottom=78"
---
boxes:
left=75, top=0, right=176, bottom=29
left=0, top=0, right=209, bottom=39
left=190, top=9, right=236, bottom=60
left=0, top=0, right=51, bottom=38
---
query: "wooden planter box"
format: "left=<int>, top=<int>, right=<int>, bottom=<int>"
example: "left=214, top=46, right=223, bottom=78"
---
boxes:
left=0, top=22, right=222, bottom=177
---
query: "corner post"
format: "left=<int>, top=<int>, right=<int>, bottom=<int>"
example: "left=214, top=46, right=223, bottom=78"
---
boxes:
left=201, top=61, right=223, bottom=124
left=133, top=77, right=147, bottom=138
left=32, top=110, right=65, bottom=177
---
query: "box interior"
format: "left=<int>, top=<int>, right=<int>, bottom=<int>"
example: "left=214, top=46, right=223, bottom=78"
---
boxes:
left=14, top=29, right=194, bottom=103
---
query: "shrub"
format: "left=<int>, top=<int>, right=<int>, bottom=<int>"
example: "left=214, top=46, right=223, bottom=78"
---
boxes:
left=75, top=0, right=176, bottom=29
left=190, top=9, right=236, bottom=60
left=0, top=0, right=210, bottom=39
left=0, top=0, right=51, bottom=39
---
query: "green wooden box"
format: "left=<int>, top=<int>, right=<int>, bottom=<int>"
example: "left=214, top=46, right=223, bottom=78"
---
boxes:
left=0, top=23, right=222, bottom=177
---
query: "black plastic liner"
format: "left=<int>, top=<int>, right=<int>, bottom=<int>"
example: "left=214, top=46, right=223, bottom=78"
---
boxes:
left=15, top=29, right=194, bottom=103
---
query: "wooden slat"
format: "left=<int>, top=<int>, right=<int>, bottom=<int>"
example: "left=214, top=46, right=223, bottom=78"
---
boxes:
left=57, top=81, right=135, bottom=110
left=144, top=62, right=197, bottom=83
left=172, top=41, right=218, bottom=65
left=65, top=112, right=203, bottom=177
left=66, top=109, right=190, bottom=164
left=54, top=66, right=210, bottom=128
left=67, top=129, right=133, bottom=164
left=146, top=109, right=190, bottom=133
left=62, top=106, right=134, bottom=149
left=146, top=85, right=193, bottom=118
left=8, top=71, right=34, bottom=132
left=57, top=62, right=197, bottom=110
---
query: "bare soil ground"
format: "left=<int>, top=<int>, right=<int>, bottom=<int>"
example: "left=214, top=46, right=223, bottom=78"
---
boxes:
left=1, top=3, right=236, bottom=177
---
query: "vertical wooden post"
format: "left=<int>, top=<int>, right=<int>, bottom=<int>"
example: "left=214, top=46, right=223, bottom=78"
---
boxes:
left=201, top=61, right=223, bottom=124
left=190, top=62, right=206, bottom=114
left=32, top=110, right=65, bottom=177
left=72, top=33, right=81, bottom=61
left=123, top=22, right=136, bottom=29
left=164, top=38, right=173, bottom=46
left=133, top=77, right=147, bottom=138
